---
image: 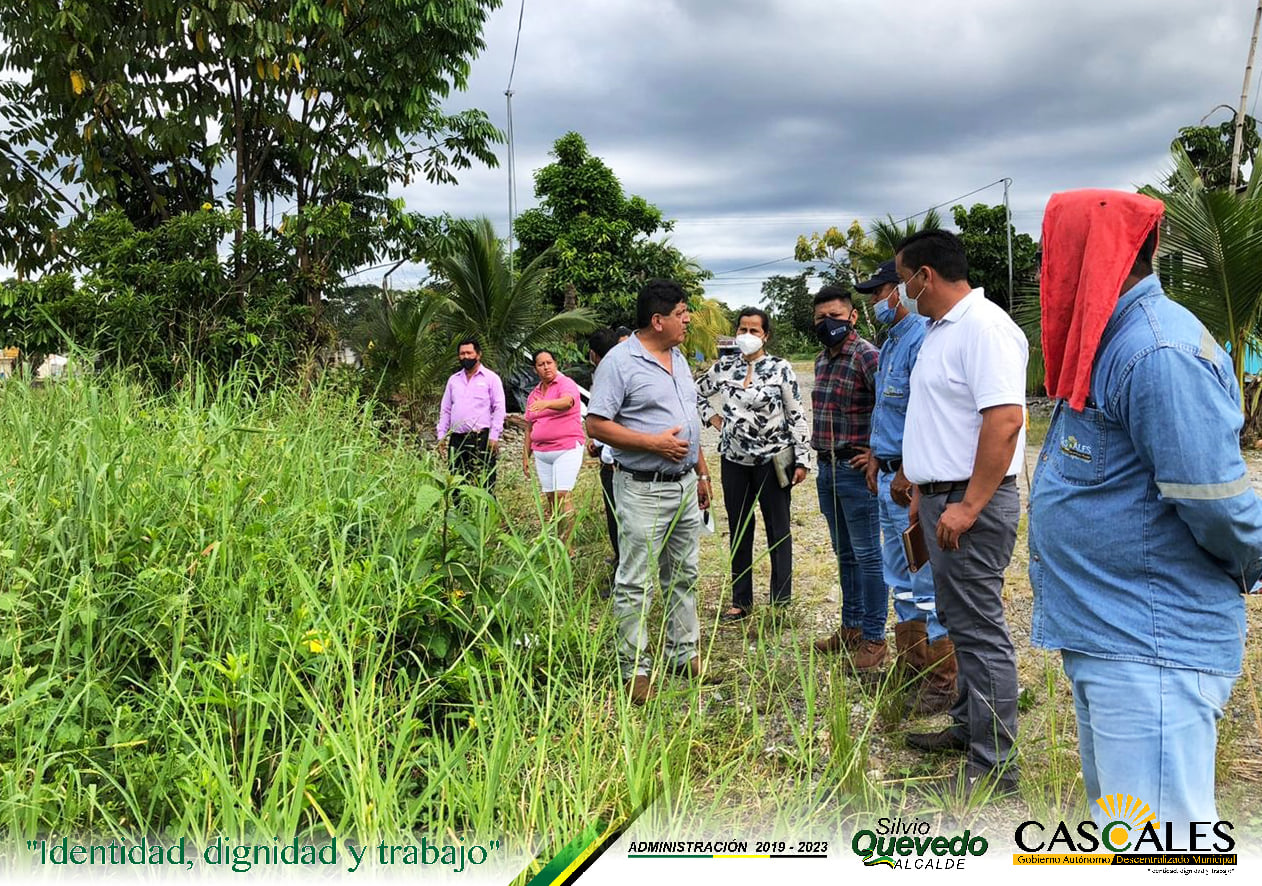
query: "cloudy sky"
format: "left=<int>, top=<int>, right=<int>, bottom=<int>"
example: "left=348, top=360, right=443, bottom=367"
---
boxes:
left=388, top=0, right=1255, bottom=307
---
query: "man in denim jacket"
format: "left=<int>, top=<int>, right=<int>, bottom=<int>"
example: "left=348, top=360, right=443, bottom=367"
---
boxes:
left=1030, top=189, right=1262, bottom=828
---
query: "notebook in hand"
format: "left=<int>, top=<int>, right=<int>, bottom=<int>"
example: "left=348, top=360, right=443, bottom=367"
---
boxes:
left=902, top=519, right=931, bottom=573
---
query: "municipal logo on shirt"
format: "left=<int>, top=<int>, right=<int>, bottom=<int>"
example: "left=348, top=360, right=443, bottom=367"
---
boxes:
left=1059, top=434, right=1093, bottom=462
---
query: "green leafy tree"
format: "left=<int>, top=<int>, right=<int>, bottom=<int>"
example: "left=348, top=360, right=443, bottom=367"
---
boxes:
left=514, top=132, right=709, bottom=325
left=0, top=0, right=502, bottom=301
left=760, top=271, right=815, bottom=339
left=950, top=203, right=1038, bottom=312
left=1169, top=113, right=1260, bottom=191
left=0, top=209, right=309, bottom=386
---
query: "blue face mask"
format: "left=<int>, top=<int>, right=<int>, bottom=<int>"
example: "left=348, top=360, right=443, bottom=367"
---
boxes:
left=814, top=316, right=853, bottom=347
left=873, top=299, right=898, bottom=325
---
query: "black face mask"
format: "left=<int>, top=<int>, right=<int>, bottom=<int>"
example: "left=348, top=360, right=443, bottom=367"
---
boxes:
left=459, top=357, right=478, bottom=371
left=814, top=316, right=852, bottom=348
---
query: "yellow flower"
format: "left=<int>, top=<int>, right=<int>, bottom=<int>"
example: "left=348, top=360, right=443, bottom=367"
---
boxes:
left=201, top=201, right=213, bottom=211
left=302, top=629, right=325, bottom=654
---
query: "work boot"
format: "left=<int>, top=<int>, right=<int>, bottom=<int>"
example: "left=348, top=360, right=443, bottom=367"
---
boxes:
left=893, top=620, right=928, bottom=685
left=625, top=675, right=655, bottom=706
left=905, top=726, right=968, bottom=754
left=813, top=625, right=861, bottom=655
left=851, top=638, right=888, bottom=674
left=910, top=637, right=958, bottom=717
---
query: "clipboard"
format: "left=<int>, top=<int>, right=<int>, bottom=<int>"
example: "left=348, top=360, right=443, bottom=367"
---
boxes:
left=902, top=519, right=931, bottom=573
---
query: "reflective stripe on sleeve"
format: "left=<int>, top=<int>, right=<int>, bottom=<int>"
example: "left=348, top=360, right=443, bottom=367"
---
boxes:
left=1157, top=475, right=1253, bottom=501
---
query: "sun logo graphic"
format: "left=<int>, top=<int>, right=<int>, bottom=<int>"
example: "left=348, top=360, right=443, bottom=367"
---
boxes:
left=1095, top=794, right=1158, bottom=853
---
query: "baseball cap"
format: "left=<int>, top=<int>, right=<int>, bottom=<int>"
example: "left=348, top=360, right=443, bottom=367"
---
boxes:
left=855, top=260, right=900, bottom=293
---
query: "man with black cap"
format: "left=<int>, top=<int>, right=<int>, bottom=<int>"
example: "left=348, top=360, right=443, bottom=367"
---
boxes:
left=856, top=260, right=955, bottom=716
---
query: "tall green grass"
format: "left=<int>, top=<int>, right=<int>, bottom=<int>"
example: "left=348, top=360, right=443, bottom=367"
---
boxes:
left=0, top=373, right=894, bottom=860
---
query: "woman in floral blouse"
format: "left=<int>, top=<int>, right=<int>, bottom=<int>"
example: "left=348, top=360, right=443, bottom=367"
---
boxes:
left=696, top=308, right=813, bottom=621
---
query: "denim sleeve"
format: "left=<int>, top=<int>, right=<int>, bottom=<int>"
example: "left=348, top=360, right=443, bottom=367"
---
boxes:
left=1119, top=346, right=1262, bottom=589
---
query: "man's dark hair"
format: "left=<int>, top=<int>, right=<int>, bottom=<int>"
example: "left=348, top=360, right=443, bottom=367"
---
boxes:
left=1131, top=225, right=1159, bottom=278
left=895, top=229, right=969, bottom=283
left=636, top=278, right=689, bottom=329
left=457, top=337, right=481, bottom=354
left=736, top=306, right=772, bottom=336
left=614, top=325, right=633, bottom=339
left=588, top=328, right=620, bottom=360
left=812, top=284, right=854, bottom=309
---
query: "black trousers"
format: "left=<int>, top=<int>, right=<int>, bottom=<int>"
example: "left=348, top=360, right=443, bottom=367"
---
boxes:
left=600, top=463, right=620, bottom=563
left=448, top=429, right=497, bottom=490
left=720, top=456, right=793, bottom=609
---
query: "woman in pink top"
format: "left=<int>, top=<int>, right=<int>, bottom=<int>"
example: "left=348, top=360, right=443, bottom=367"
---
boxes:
left=522, top=349, right=586, bottom=549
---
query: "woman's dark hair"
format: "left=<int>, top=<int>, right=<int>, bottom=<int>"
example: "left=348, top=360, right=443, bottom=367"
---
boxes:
left=532, top=348, right=557, bottom=364
left=736, top=306, right=772, bottom=336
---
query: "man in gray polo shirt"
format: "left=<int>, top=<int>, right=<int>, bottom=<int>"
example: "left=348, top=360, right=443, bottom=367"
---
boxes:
left=587, top=279, right=714, bottom=705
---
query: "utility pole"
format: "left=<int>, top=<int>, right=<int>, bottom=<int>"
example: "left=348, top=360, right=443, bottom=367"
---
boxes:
left=1230, top=0, right=1262, bottom=189
left=506, top=88, right=516, bottom=274
left=1003, top=178, right=1014, bottom=309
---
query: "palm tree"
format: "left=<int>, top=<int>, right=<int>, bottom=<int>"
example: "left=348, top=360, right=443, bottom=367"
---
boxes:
left=1142, top=144, right=1262, bottom=396
left=355, top=289, right=450, bottom=400
left=431, top=217, right=597, bottom=373
left=868, top=208, right=945, bottom=262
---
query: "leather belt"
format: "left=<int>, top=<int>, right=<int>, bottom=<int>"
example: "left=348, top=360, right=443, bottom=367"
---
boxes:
left=616, top=463, right=688, bottom=482
left=816, top=445, right=866, bottom=464
left=876, top=456, right=902, bottom=474
left=918, top=475, right=1016, bottom=496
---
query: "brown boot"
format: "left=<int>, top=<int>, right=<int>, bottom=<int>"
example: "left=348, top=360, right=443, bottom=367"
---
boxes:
left=911, top=637, right=958, bottom=717
left=626, top=675, right=655, bottom=706
left=851, top=638, right=888, bottom=674
left=813, top=625, right=861, bottom=654
left=893, top=620, right=929, bottom=685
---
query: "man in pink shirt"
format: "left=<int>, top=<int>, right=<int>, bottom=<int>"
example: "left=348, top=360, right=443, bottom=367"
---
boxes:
left=436, top=338, right=506, bottom=490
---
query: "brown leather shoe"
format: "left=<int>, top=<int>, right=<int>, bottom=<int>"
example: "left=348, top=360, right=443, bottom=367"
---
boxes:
left=851, top=638, right=888, bottom=673
left=626, top=675, right=655, bottom=706
left=813, top=625, right=861, bottom=654
left=893, top=620, right=928, bottom=683
left=669, top=656, right=722, bottom=685
left=910, top=637, right=958, bottom=717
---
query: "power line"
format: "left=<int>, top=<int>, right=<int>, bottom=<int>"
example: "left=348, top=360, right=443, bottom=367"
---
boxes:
left=706, top=178, right=1010, bottom=278
left=506, top=0, right=527, bottom=93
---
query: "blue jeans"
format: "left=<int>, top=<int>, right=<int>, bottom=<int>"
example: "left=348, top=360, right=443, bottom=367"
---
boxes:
left=877, top=470, right=946, bottom=643
left=816, top=458, right=885, bottom=641
left=1062, top=651, right=1235, bottom=828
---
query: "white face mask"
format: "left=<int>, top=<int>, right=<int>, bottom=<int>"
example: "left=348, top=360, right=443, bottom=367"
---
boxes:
left=898, top=270, right=926, bottom=316
left=735, top=332, right=764, bottom=356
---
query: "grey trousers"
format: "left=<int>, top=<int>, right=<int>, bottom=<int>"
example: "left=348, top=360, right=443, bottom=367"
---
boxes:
left=611, top=471, right=702, bottom=679
left=918, top=482, right=1021, bottom=776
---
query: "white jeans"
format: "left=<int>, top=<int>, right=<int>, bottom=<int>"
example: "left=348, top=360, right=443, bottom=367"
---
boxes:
left=533, top=445, right=584, bottom=492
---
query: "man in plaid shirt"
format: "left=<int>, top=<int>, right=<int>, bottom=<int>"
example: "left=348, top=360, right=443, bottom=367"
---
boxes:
left=810, top=284, right=886, bottom=672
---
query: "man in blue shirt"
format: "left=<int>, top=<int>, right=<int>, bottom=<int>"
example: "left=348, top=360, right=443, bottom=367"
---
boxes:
left=1031, top=189, right=1262, bottom=827
left=856, top=261, right=954, bottom=717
